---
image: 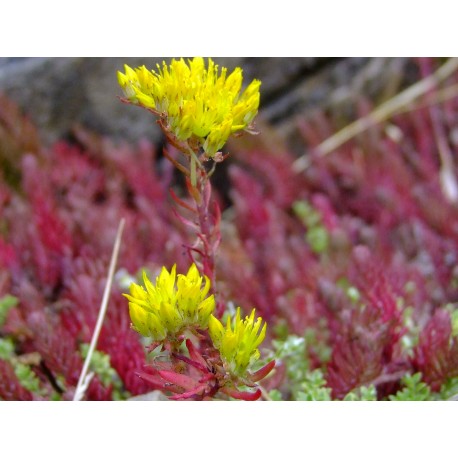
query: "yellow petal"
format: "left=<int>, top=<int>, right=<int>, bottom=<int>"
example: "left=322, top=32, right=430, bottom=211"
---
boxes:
left=208, top=314, right=224, bottom=347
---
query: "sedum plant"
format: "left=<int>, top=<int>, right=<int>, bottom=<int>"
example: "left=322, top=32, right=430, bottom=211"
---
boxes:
left=118, top=58, right=274, bottom=400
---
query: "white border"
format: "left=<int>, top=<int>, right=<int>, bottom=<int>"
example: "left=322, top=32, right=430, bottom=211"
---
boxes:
left=1, top=401, right=456, bottom=457
left=2, top=1, right=457, bottom=57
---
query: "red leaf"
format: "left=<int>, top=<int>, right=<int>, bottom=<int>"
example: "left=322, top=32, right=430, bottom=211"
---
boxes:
left=198, top=373, right=215, bottom=384
left=185, top=177, right=202, bottom=203
left=159, top=370, right=198, bottom=391
left=172, top=352, right=207, bottom=373
left=169, top=187, right=196, bottom=213
left=221, top=387, right=261, bottom=401
left=137, top=371, right=181, bottom=394
left=186, top=339, right=208, bottom=370
left=172, top=208, right=199, bottom=230
left=251, top=360, right=276, bottom=382
left=169, top=384, right=206, bottom=400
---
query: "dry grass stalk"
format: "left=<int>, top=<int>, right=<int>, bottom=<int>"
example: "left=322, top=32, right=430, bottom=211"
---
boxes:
left=73, top=218, right=126, bottom=401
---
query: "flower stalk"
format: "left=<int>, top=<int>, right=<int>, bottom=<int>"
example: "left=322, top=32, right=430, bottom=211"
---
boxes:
left=118, top=57, right=273, bottom=400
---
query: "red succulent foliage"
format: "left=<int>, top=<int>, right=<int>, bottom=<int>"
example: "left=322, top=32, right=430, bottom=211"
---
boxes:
left=0, top=112, right=190, bottom=399
left=136, top=339, right=274, bottom=401
left=412, top=309, right=458, bottom=391
left=325, top=246, right=408, bottom=399
left=220, top=58, right=458, bottom=398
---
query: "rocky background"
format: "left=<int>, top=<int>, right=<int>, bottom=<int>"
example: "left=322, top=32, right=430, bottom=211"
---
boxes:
left=0, top=57, right=415, bottom=154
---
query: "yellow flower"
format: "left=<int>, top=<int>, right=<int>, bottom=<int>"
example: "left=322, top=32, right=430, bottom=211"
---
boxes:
left=123, top=264, right=215, bottom=341
left=117, top=58, right=261, bottom=158
left=208, top=307, right=267, bottom=377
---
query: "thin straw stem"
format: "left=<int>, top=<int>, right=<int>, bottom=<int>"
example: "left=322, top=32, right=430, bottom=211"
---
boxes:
left=73, top=218, right=125, bottom=401
left=292, top=57, right=458, bottom=173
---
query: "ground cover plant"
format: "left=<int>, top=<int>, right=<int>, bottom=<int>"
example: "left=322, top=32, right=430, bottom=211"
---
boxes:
left=1, top=57, right=458, bottom=400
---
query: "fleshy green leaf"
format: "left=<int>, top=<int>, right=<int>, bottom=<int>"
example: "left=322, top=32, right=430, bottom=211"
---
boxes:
left=389, top=373, right=433, bottom=401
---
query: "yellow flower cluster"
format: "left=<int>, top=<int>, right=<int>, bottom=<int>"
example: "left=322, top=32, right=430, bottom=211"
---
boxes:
left=209, top=307, right=267, bottom=377
left=117, top=57, right=261, bottom=158
left=124, top=264, right=215, bottom=341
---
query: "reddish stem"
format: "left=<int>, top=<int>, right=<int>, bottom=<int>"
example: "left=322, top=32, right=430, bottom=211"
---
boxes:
left=161, top=134, right=224, bottom=315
